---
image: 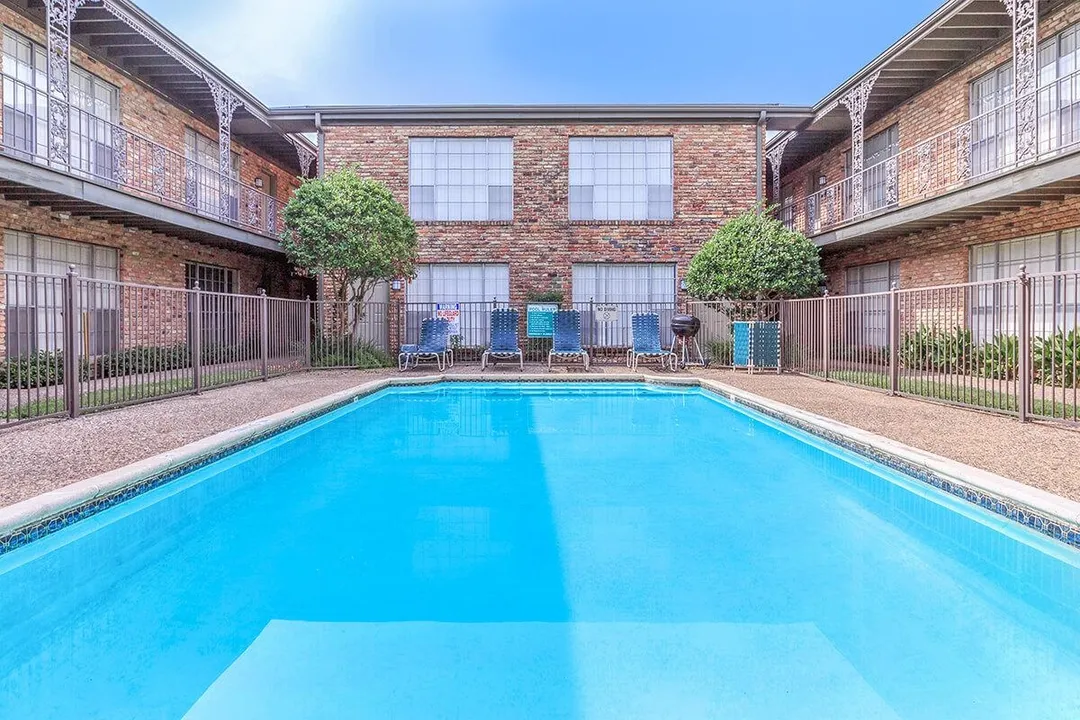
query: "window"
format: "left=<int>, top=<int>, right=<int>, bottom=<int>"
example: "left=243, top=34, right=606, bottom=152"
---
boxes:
left=1, top=29, right=46, bottom=160
left=185, top=129, right=241, bottom=219
left=408, top=138, right=512, bottom=221
left=1, top=28, right=118, bottom=177
left=1037, top=23, right=1080, bottom=154
left=69, top=66, right=119, bottom=181
left=845, top=260, right=900, bottom=294
left=569, top=137, right=673, bottom=221
left=572, top=263, right=676, bottom=348
left=406, top=263, right=510, bottom=346
left=843, top=260, right=899, bottom=349
left=4, top=232, right=119, bottom=356
left=862, top=125, right=898, bottom=214
left=970, top=64, right=1015, bottom=176
left=970, top=231, right=1079, bottom=339
left=970, top=23, right=1080, bottom=172
left=185, top=262, right=236, bottom=293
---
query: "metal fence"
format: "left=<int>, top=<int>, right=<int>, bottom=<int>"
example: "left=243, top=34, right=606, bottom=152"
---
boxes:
left=0, top=269, right=395, bottom=426
left=4, top=267, right=1079, bottom=427
left=774, top=268, right=1079, bottom=424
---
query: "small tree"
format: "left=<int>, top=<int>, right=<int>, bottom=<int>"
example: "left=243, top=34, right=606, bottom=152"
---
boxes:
left=685, top=209, right=825, bottom=303
left=281, top=169, right=418, bottom=333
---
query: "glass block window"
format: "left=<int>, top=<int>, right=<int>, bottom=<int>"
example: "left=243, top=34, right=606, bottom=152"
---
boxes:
left=569, top=137, right=673, bottom=221
left=408, top=138, right=513, bottom=221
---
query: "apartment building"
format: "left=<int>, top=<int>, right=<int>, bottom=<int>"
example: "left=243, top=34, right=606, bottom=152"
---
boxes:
left=768, top=0, right=1080, bottom=297
left=269, top=106, right=808, bottom=318
left=0, top=0, right=318, bottom=357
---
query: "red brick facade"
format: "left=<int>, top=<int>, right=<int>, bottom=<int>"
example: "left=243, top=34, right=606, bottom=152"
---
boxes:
left=778, top=2, right=1080, bottom=292
left=324, top=122, right=760, bottom=304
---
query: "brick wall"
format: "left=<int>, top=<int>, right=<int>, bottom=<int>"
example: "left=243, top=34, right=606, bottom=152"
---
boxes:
left=0, top=199, right=301, bottom=295
left=324, top=122, right=760, bottom=306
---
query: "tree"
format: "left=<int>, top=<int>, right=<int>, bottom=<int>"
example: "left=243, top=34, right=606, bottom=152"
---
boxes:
left=685, top=209, right=825, bottom=302
left=281, top=169, right=418, bottom=327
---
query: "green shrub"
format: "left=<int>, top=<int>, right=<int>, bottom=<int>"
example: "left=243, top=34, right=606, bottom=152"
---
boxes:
left=1033, top=329, right=1080, bottom=388
left=80, top=344, right=191, bottom=380
left=1, top=351, right=64, bottom=389
left=900, top=326, right=973, bottom=373
left=311, top=336, right=393, bottom=369
left=685, top=209, right=824, bottom=301
left=202, top=339, right=260, bottom=366
left=705, top=338, right=733, bottom=364
left=979, top=334, right=1019, bottom=380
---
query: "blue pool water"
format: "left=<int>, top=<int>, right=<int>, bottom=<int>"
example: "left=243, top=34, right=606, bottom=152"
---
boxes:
left=1, top=382, right=1080, bottom=719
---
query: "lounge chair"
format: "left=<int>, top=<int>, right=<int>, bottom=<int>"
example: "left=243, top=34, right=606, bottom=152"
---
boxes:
left=628, top=312, right=677, bottom=371
left=481, top=308, right=524, bottom=371
left=547, top=309, right=590, bottom=370
left=398, top=317, right=451, bottom=371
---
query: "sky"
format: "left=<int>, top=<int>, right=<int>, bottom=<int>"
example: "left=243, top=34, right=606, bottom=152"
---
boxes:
left=136, top=0, right=945, bottom=108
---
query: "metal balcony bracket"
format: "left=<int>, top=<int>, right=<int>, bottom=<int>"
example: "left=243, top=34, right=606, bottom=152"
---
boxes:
left=765, top=133, right=795, bottom=206
left=838, top=70, right=880, bottom=218
left=291, top=137, right=317, bottom=178
left=1003, top=0, right=1038, bottom=164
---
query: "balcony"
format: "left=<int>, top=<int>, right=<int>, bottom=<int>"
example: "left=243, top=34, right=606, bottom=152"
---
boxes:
left=0, top=75, right=283, bottom=252
left=781, top=67, right=1080, bottom=246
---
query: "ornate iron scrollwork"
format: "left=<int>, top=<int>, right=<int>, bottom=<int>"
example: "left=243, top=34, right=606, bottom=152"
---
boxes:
left=1004, top=0, right=1038, bottom=164
left=838, top=71, right=880, bottom=219
left=765, top=134, right=794, bottom=206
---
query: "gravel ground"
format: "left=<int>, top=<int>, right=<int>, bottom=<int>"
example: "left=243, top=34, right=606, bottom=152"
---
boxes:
left=2, top=366, right=1078, bottom=508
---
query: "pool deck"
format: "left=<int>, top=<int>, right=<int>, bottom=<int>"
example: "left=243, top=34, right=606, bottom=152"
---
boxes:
left=1, top=366, right=1078, bottom=509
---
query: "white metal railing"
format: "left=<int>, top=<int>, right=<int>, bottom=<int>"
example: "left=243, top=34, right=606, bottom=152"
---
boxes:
left=781, top=66, right=1080, bottom=236
left=0, top=74, right=282, bottom=238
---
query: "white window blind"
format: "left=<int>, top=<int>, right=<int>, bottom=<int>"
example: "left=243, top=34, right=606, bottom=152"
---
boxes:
left=409, top=138, right=513, bottom=221
left=569, top=138, right=673, bottom=221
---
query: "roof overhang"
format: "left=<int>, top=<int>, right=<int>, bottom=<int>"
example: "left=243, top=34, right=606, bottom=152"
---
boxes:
left=268, top=105, right=815, bottom=131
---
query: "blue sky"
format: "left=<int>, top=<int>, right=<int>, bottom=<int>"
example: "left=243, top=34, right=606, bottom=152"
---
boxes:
left=137, top=0, right=944, bottom=108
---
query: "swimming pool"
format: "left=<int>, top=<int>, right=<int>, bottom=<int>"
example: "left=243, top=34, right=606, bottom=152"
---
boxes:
left=1, top=381, right=1079, bottom=719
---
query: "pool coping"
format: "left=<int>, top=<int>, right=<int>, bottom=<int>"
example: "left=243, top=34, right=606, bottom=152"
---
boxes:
left=1, top=372, right=1078, bottom=556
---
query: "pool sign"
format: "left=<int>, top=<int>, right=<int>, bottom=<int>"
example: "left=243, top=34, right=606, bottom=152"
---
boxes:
left=594, top=304, right=619, bottom=323
left=526, top=303, right=558, bottom=338
left=435, top=303, right=461, bottom=336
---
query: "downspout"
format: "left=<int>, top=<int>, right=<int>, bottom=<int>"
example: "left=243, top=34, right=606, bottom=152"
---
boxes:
left=755, top=110, right=766, bottom=207
left=315, top=111, right=325, bottom=179
left=315, top=111, right=326, bottom=304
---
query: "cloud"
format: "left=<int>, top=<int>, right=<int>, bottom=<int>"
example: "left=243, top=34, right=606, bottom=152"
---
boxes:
left=155, top=0, right=360, bottom=104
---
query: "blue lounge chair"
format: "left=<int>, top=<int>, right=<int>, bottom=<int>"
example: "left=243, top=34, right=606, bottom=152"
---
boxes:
left=481, top=308, right=524, bottom=371
left=548, top=309, right=590, bottom=370
left=398, top=317, right=451, bottom=371
left=628, top=312, right=677, bottom=371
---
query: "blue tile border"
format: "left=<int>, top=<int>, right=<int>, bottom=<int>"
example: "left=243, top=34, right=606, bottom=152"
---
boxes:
left=1, top=375, right=1078, bottom=558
